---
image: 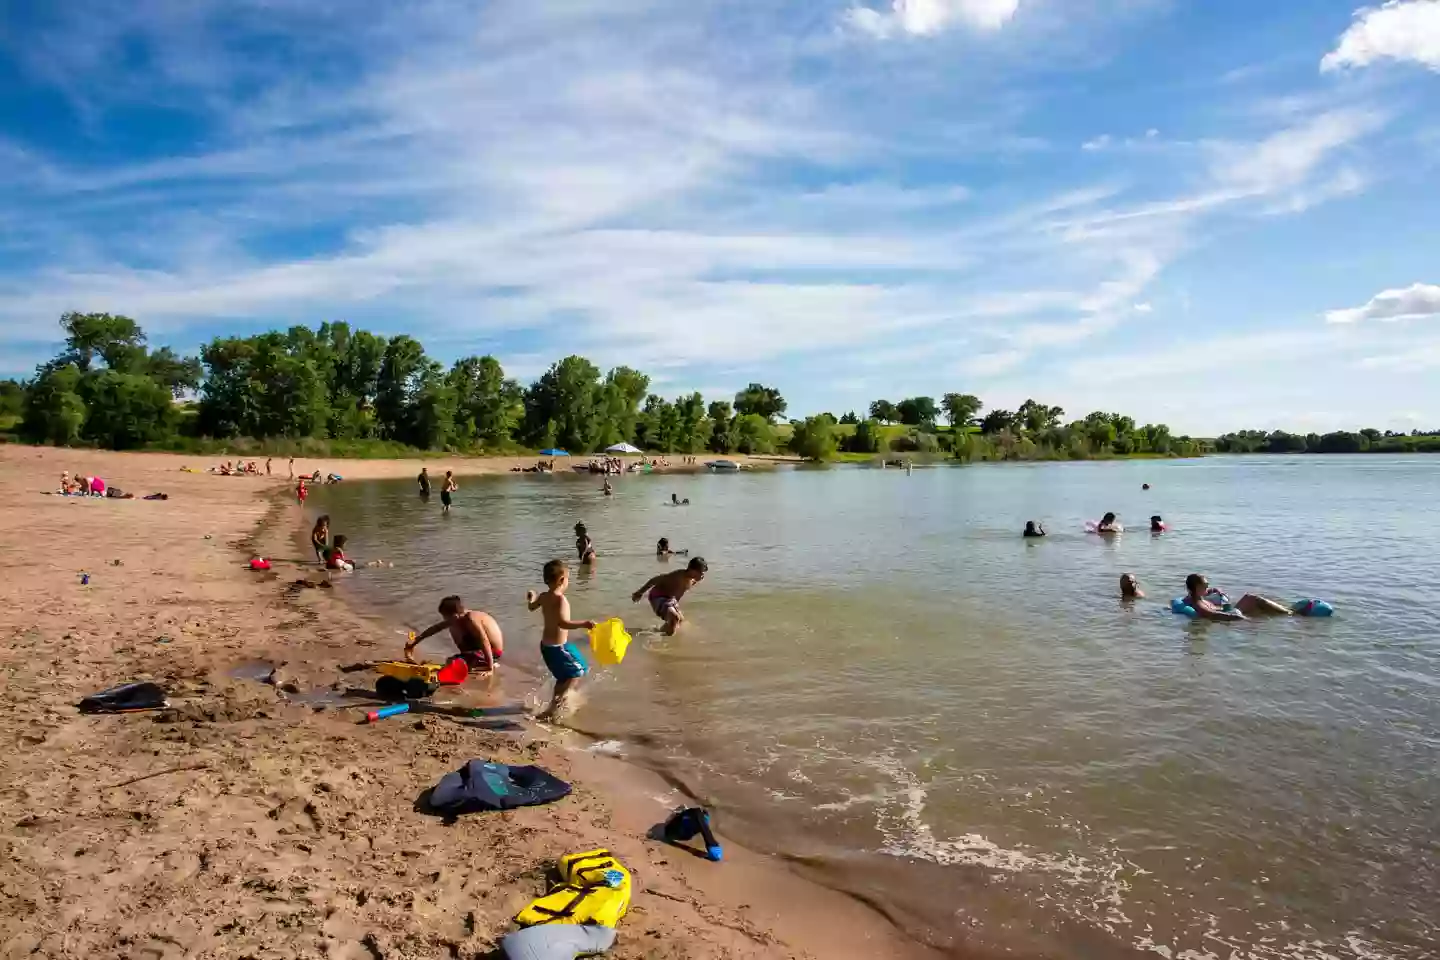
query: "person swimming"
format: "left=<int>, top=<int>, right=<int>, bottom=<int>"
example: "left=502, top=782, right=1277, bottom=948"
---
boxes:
left=1150, top=515, right=1165, bottom=532
left=656, top=537, right=689, bottom=558
left=1096, top=512, right=1120, bottom=533
left=1183, top=573, right=1292, bottom=620
left=1120, top=573, right=1144, bottom=600
left=1023, top=521, right=1046, bottom=538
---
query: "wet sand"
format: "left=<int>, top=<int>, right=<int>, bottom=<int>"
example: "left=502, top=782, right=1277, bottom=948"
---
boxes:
left=0, top=446, right=932, bottom=960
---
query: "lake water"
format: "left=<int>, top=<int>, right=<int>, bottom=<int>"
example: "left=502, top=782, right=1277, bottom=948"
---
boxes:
left=312, top=457, right=1439, bottom=959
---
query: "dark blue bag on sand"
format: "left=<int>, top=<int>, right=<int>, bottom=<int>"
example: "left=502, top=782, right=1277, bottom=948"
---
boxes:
left=430, top=760, right=572, bottom=815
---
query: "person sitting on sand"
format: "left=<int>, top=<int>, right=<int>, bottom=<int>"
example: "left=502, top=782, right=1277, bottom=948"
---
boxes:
left=311, top=516, right=330, bottom=563
left=407, top=595, right=503, bottom=673
left=1120, top=573, right=1144, bottom=600
left=656, top=537, right=689, bottom=559
left=1096, top=512, right=1121, bottom=533
left=1150, top=515, right=1166, bottom=532
left=325, top=534, right=353, bottom=572
left=632, top=557, right=708, bottom=636
left=574, top=523, right=597, bottom=566
left=526, top=560, right=597, bottom=722
left=1184, top=573, right=1291, bottom=621
left=1023, top=521, right=1046, bottom=538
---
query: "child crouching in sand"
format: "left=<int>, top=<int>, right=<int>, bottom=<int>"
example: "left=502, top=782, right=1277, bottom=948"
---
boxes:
left=527, top=559, right=597, bottom=722
left=407, top=595, right=503, bottom=674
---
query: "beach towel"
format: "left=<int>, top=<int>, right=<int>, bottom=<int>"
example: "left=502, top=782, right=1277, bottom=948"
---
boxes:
left=428, top=760, right=571, bottom=815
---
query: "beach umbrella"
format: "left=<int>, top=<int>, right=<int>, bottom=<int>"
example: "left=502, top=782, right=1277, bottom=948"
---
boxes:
left=605, top=443, right=642, bottom=454
left=539, top=449, right=570, bottom=456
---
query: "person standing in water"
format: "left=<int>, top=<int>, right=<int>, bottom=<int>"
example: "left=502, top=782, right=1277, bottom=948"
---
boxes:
left=574, top=522, right=597, bottom=566
left=441, top=471, right=457, bottom=513
left=631, top=557, right=708, bottom=636
left=310, top=515, right=330, bottom=563
left=526, top=560, right=597, bottom=722
left=418, top=467, right=431, bottom=498
left=1120, top=573, right=1144, bottom=600
left=1023, top=521, right=1046, bottom=538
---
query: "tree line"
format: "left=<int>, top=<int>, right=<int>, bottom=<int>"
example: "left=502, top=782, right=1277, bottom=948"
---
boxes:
left=4, top=313, right=1432, bottom=461
left=4, top=313, right=793, bottom=456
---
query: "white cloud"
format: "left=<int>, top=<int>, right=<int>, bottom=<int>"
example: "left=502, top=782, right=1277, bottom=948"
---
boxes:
left=847, top=0, right=1020, bottom=39
left=1321, top=0, right=1440, bottom=72
left=1325, top=283, right=1440, bottom=324
left=1210, top=109, right=1382, bottom=196
left=1081, top=134, right=1112, bottom=151
left=1132, top=302, right=1152, bottom=313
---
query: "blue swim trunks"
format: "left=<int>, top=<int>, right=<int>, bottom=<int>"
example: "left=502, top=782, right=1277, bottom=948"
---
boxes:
left=541, top=642, right=588, bottom=681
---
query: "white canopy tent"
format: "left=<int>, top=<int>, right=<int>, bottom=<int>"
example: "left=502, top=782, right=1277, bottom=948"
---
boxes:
left=604, top=443, right=642, bottom=454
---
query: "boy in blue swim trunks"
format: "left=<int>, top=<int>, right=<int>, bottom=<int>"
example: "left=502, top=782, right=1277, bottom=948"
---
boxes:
left=631, top=556, right=707, bottom=636
left=527, top=559, right=597, bottom=722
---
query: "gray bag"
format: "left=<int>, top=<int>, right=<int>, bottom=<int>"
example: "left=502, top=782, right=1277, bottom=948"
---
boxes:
left=500, top=923, right=617, bottom=960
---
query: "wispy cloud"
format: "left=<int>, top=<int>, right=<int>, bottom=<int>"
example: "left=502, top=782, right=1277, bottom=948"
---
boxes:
left=1321, top=0, right=1440, bottom=72
left=1326, top=283, right=1440, bottom=324
left=846, top=0, right=1021, bottom=39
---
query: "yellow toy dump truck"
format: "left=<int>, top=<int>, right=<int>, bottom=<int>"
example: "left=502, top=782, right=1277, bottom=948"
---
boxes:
left=371, top=658, right=468, bottom=702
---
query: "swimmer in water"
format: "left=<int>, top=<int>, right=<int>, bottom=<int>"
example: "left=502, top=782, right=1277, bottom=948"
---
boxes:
left=1150, top=515, right=1165, bottom=532
left=1096, top=512, right=1120, bottom=533
left=602, top=479, right=613, bottom=496
left=656, top=537, right=689, bottom=559
left=574, top=522, right=597, bottom=566
left=1120, top=573, right=1144, bottom=600
left=1184, top=573, right=1292, bottom=620
left=1023, top=521, right=1046, bottom=538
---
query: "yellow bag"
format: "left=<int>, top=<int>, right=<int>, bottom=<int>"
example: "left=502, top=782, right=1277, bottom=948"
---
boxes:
left=588, top=620, right=632, bottom=667
left=515, top=849, right=631, bottom=929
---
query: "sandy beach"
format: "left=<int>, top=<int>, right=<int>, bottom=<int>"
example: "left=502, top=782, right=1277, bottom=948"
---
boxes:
left=0, top=445, right=934, bottom=960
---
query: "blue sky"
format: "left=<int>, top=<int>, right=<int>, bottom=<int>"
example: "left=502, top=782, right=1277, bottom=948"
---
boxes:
left=2, top=0, right=1439, bottom=434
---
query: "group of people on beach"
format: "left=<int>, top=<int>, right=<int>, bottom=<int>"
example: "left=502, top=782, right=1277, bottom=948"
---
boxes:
left=402, top=519, right=708, bottom=721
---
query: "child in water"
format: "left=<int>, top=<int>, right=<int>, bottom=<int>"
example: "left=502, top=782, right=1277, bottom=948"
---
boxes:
left=441, top=471, right=457, bottom=513
left=632, top=557, right=708, bottom=636
left=325, top=534, right=353, bottom=571
left=1150, top=515, right=1166, bottom=532
left=311, top=515, right=330, bottom=562
left=1096, top=512, right=1120, bottom=533
left=1023, top=521, right=1046, bottom=537
left=574, top=522, right=597, bottom=566
left=655, top=537, right=689, bottom=558
left=527, top=559, right=597, bottom=721
left=407, top=595, right=503, bottom=673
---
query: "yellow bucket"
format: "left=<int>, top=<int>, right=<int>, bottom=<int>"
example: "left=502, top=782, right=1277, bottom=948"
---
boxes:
left=588, top=619, right=631, bottom=666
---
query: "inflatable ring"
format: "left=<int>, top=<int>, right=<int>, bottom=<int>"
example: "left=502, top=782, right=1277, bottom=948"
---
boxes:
left=1292, top=599, right=1334, bottom=617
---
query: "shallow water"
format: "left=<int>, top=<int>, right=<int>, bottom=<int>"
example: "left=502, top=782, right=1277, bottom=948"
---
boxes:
left=313, top=457, right=1440, bottom=959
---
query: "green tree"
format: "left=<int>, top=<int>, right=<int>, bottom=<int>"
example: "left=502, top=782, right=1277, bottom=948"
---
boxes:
left=789, top=415, right=838, bottom=461
left=57, top=312, right=147, bottom=373
left=869, top=399, right=900, bottom=423
left=734, top=413, right=775, bottom=454
left=598, top=366, right=650, bottom=448
left=523, top=356, right=604, bottom=452
left=941, top=393, right=983, bottom=429
left=839, top=410, right=859, bottom=425
left=0, top=380, right=25, bottom=422
left=675, top=392, right=707, bottom=453
left=734, top=383, right=787, bottom=422
left=896, top=396, right=938, bottom=426
left=449, top=356, right=522, bottom=448
left=22, top=363, right=87, bottom=445
left=706, top=400, right=736, bottom=453
left=410, top=363, right=459, bottom=449
left=79, top=370, right=176, bottom=449
left=1017, top=399, right=1064, bottom=433
left=979, top=409, right=1015, bottom=435
left=376, top=335, right=430, bottom=442
left=845, top=419, right=881, bottom=454
left=145, top=347, right=203, bottom=398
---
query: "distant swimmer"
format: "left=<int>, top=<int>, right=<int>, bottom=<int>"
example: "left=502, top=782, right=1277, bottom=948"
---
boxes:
left=574, top=522, right=597, bottom=566
left=1150, top=515, right=1166, bottom=532
left=632, top=556, right=707, bottom=636
left=670, top=493, right=690, bottom=505
left=1120, top=573, right=1144, bottom=600
left=441, top=471, right=457, bottom=513
left=656, top=537, right=689, bottom=559
left=1142, top=483, right=1151, bottom=490
left=1023, top=521, right=1046, bottom=538
left=602, top=479, right=613, bottom=497
left=1183, top=573, right=1292, bottom=620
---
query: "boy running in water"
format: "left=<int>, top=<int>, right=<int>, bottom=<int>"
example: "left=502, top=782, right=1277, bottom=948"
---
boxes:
left=632, top=557, right=707, bottom=636
left=407, top=595, right=503, bottom=673
left=527, top=559, right=597, bottom=721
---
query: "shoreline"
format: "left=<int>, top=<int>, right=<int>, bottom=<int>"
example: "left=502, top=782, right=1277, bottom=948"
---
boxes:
left=0, top=445, right=937, bottom=960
